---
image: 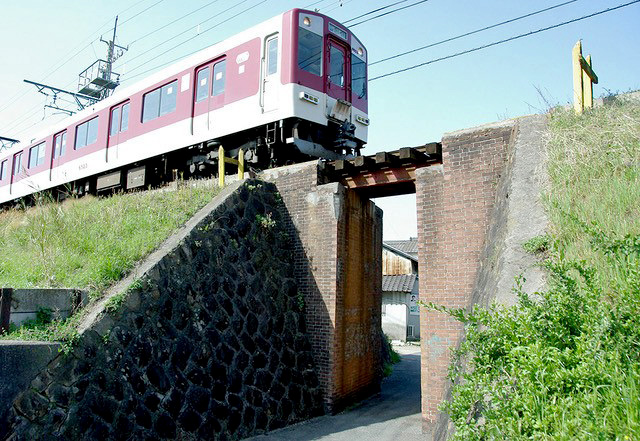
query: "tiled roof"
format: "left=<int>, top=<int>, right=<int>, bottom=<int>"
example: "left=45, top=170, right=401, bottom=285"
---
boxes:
left=382, top=274, right=417, bottom=293
left=384, top=238, right=418, bottom=258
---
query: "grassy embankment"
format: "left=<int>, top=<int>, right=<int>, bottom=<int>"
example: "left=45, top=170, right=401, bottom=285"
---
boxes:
left=0, top=182, right=220, bottom=342
left=433, top=97, right=640, bottom=439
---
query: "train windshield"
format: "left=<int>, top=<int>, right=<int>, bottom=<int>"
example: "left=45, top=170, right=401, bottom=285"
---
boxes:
left=298, top=27, right=322, bottom=76
left=351, top=53, right=366, bottom=99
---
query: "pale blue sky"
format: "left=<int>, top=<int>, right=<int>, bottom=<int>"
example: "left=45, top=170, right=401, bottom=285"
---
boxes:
left=1, top=0, right=638, bottom=239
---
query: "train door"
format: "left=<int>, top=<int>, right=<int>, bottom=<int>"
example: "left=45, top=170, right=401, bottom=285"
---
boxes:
left=262, top=34, right=279, bottom=113
left=107, top=101, right=130, bottom=162
left=192, top=57, right=226, bottom=139
left=326, top=38, right=350, bottom=102
left=50, top=131, right=67, bottom=181
left=193, top=64, right=211, bottom=136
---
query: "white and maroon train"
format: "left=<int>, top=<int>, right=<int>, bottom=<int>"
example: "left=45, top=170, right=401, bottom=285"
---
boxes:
left=0, top=8, right=368, bottom=204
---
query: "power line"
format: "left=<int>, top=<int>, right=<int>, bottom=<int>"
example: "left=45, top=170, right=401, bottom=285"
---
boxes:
left=129, top=0, right=222, bottom=45
left=370, top=0, right=580, bottom=66
left=370, top=0, right=640, bottom=81
left=349, top=0, right=431, bottom=27
left=343, top=0, right=409, bottom=24
left=113, top=0, right=252, bottom=73
left=121, top=0, right=267, bottom=80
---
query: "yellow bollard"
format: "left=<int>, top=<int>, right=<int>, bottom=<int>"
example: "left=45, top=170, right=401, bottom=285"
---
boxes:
left=572, top=41, right=584, bottom=114
left=218, top=146, right=225, bottom=187
left=583, top=54, right=593, bottom=109
left=238, top=149, right=244, bottom=180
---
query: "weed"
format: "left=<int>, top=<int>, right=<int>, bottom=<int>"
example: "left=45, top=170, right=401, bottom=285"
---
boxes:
left=522, top=234, right=551, bottom=254
left=433, top=98, right=640, bottom=439
left=256, top=212, right=276, bottom=230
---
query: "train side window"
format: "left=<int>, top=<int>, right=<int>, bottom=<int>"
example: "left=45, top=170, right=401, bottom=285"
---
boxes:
left=28, top=142, right=46, bottom=169
left=0, top=160, right=7, bottom=180
left=160, top=81, right=177, bottom=116
left=75, top=117, right=99, bottom=149
left=212, top=60, right=226, bottom=96
left=196, top=67, right=210, bottom=102
left=142, top=89, right=161, bottom=123
left=298, top=28, right=322, bottom=76
left=142, top=80, right=177, bottom=122
left=13, top=152, right=23, bottom=176
left=267, top=36, right=278, bottom=75
left=110, top=107, right=121, bottom=136
left=120, top=103, right=130, bottom=132
left=54, top=132, right=67, bottom=158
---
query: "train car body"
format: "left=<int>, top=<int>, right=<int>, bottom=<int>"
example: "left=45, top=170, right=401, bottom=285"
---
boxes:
left=0, top=9, right=368, bottom=204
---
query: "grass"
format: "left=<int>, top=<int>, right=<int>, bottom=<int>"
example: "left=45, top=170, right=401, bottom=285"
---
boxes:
left=0, top=182, right=220, bottom=293
left=0, top=181, right=220, bottom=342
left=433, top=96, right=640, bottom=440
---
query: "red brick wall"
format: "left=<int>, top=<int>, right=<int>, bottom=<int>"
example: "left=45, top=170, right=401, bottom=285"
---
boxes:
left=263, top=162, right=383, bottom=412
left=415, top=122, right=515, bottom=437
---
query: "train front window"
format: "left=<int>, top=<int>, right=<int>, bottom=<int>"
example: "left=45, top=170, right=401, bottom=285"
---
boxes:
left=298, top=28, right=322, bottom=76
left=329, top=46, right=345, bottom=87
left=351, top=53, right=367, bottom=99
left=212, top=61, right=226, bottom=96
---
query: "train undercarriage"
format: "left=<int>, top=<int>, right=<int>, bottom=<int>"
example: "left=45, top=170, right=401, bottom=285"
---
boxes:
left=4, top=117, right=362, bottom=207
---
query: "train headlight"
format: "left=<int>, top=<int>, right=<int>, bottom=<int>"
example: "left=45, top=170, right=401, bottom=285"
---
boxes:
left=357, top=47, right=364, bottom=56
left=303, top=16, right=311, bottom=26
left=299, top=91, right=319, bottom=104
left=356, top=115, right=369, bottom=126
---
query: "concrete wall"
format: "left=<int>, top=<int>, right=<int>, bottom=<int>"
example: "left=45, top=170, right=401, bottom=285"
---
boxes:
left=262, top=162, right=383, bottom=412
left=381, top=301, right=406, bottom=341
left=8, top=290, right=86, bottom=326
left=4, top=180, right=325, bottom=440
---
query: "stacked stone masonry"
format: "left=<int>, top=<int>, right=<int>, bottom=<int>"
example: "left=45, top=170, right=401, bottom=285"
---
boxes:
left=4, top=180, right=325, bottom=440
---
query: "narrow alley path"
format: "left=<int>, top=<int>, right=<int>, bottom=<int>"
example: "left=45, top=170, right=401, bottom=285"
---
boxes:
left=245, top=345, right=423, bottom=441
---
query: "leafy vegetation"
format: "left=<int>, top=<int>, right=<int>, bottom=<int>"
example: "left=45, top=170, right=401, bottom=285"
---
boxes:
left=435, top=97, right=640, bottom=439
left=382, top=335, right=402, bottom=377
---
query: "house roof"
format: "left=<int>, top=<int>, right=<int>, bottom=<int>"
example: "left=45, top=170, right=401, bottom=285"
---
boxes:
left=382, top=274, right=417, bottom=293
left=383, top=238, right=418, bottom=260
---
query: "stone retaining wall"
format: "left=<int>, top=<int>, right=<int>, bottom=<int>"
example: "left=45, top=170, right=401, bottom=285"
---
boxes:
left=4, top=180, right=324, bottom=440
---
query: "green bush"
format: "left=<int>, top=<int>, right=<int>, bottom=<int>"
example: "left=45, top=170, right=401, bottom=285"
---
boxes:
left=435, top=98, right=640, bottom=439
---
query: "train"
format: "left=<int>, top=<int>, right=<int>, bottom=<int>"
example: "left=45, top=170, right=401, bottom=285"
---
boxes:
left=0, top=8, right=368, bottom=205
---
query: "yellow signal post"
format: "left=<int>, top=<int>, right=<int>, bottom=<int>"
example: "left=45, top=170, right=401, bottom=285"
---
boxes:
left=218, top=146, right=245, bottom=187
left=218, top=146, right=225, bottom=187
left=572, top=40, right=598, bottom=114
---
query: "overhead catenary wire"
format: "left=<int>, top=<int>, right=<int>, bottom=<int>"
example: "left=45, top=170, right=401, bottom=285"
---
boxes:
left=112, top=0, right=253, bottom=73
left=128, top=0, right=223, bottom=45
left=343, top=0, right=409, bottom=24
left=121, top=0, right=268, bottom=81
left=349, top=0, right=431, bottom=27
left=0, top=0, right=156, bottom=116
left=370, top=0, right=581, bottom=66
left=370, top=0, right=640, bottom=81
